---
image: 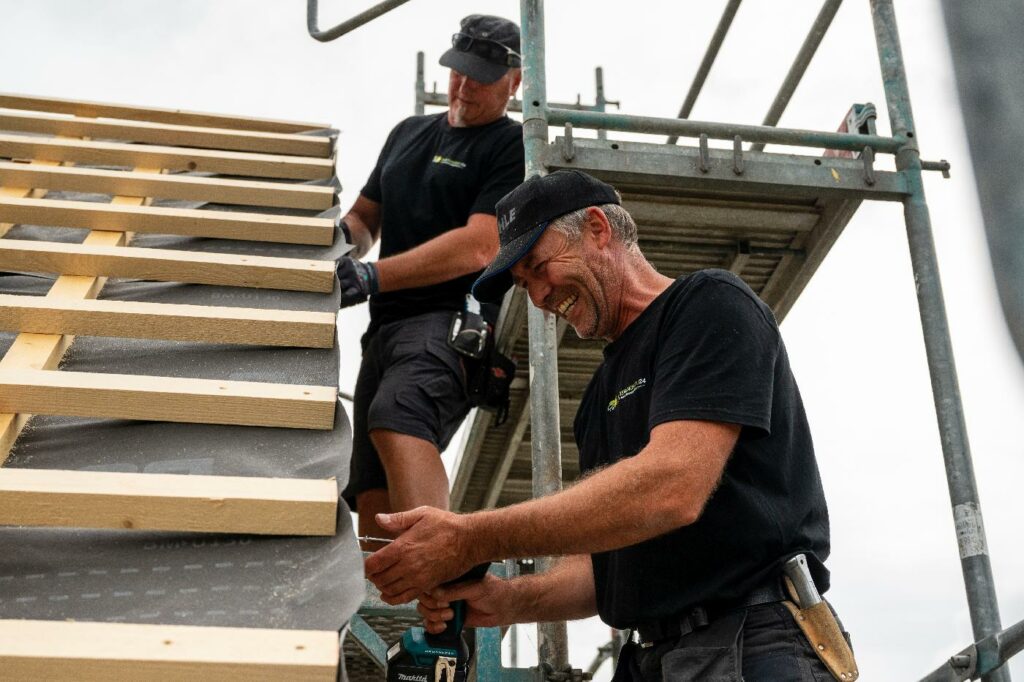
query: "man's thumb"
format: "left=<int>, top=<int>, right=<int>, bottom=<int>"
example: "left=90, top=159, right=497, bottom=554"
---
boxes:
left=376, top=510, right=415, bottom=532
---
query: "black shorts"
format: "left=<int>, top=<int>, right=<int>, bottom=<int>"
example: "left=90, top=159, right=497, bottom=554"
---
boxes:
left=342, top=311, right=471, bottom=509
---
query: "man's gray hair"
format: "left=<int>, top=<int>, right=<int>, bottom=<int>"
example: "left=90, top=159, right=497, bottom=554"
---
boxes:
left=548, top=203, right=640, bottom=252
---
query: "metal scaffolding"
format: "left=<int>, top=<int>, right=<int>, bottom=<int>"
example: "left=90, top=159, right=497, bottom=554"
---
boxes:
left=307, top=0, right=1023, bottom=678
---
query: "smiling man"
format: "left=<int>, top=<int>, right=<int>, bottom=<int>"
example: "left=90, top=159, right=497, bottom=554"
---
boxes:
left=336, top=15, right=524, bottom=544
left=364, top=170, right=857, bottom=681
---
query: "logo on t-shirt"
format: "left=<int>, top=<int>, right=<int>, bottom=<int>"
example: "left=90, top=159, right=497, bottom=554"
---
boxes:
left=432, top=154, right=467, bottom=169
left=607, top=377, right=647, bottom=412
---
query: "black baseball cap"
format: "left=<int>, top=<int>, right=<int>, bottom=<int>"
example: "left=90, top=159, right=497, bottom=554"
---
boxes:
left=472, top=170, right=620, bottom=303
left=439, top=15, right=521, bottom=85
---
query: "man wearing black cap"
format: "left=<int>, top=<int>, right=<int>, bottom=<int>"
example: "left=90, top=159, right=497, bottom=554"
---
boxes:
left=365, top=171, right=854, bottom=679
left=336, top=15, right=525, bottom=542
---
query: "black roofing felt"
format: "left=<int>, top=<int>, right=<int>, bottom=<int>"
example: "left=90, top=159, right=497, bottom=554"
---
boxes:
left=0, top=188, right=363, bottom=633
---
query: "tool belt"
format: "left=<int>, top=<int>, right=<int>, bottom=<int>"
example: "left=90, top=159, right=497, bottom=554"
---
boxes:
left=627, top=573, right=859, bottom=682
left=447, top=299, right=516, bottom=426
left=782, top=577, right=859, bottom=681
left=630, top=579, right=786, bottom=648
left=463, top=348, right=515, bottom=425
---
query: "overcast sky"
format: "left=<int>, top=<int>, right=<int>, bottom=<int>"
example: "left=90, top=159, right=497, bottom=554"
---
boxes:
left=2, top=1, right=1021, bottom=679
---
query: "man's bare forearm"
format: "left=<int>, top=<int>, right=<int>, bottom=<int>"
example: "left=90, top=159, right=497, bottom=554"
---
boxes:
left=506, top=555, right=597, bottom=624
left=343, top=212, right=376, bottom=259
left=465, top=421, right=740, bottom=565
left=342, top=194, right=381, bottom=259
left=374, top=214, right=498, bottom=293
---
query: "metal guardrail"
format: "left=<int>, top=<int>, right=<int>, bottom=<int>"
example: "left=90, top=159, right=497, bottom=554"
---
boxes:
left=306, top=0, right=412, bottom=42
left=920, top=617, right=1024, bottom=682
left=548, top=107, right=903, bottom=153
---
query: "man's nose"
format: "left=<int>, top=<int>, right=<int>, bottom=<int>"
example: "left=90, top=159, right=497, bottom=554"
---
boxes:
left=525, top=280, right=550, bottom=309
left=458, top=75, right=480, bottom=92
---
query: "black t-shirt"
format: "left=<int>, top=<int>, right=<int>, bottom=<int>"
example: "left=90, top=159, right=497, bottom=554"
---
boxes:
left=361, top=112, right=524, bottom=330
left=574, top=269, right=831, bottom=629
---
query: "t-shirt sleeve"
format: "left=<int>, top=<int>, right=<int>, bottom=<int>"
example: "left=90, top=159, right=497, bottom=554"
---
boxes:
left=469, top=127, right=526, bottom=216
left=360, top=120, right=406, bottom=203
left=649, top=274, right=781, bottom=437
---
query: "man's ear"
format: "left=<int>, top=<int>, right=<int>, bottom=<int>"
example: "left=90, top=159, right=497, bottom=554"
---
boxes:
left=508, top=69, right=523, bottom=97
left=584, top=206, right=612, bottom=249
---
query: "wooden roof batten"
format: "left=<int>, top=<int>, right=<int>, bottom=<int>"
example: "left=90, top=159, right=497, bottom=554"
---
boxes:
left=0, top=94, right=347, bottom=679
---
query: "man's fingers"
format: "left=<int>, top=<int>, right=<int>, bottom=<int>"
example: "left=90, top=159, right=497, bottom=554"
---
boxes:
left=367, top=557, right=424, bottom=594
left=381, top=585, right=420, bottom=605
left=416, top=602, right=454, bottom=623
left=417, top=593, right=449, bottom=610
left=425, top=620, right=447, bottom=635
left=434, top=578, right=486, bottom=603
left=363, top=543, right=402, bottom=576
left=375, top=507, right=426, bottom=534
left=374, top=570, right=424, bottom=603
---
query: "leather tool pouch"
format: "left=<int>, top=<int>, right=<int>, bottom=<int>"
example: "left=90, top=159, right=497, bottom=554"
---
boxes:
left=782, top=579, right=859, bottom=681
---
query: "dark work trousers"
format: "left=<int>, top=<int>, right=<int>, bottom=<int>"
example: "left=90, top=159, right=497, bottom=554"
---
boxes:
left=613, top=602, right=844, bottom=681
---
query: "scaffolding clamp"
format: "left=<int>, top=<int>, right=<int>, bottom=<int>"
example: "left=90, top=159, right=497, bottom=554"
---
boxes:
left=562, top=123, right=576, bottom=162
left=921, top=159, right=952, bottom=178
left=861, top=146, right=876, bottom=186
left=698, top=133, right=711, bottom=173
left=732, top=135, right=745, bottom=175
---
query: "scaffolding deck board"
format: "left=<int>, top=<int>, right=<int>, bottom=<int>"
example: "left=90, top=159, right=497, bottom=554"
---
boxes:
left=452, top=136, right=904, bottom=512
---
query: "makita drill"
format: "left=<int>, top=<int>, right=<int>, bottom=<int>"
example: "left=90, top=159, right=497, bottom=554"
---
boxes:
left=385, top=562, right=490, bottom=682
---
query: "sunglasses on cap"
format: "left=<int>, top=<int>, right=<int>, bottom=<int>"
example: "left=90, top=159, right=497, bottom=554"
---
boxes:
left=451, top=32, right=522, bottom=68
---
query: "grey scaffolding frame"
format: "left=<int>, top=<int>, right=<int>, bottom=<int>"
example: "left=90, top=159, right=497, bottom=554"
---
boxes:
left=512, top=1, right=1013, bottom=679
left=307, top=0, right=1023, bottom=678
left=414, top=52, right=617, bottom=132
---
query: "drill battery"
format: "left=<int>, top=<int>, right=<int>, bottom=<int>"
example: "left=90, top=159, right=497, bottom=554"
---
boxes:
left=385, top=627, right=468, bottom=682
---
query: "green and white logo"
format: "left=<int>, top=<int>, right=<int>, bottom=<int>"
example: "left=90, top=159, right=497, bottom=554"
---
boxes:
left=607, top=377, right=647, bottom=412
left=432, top=155, right=467, bottom=169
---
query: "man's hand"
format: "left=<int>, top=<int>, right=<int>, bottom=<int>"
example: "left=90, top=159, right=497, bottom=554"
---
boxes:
left=417, top=574, right=517, bottom=634
left=337, top=257, right=379, bottom=308
left=364, top=507, right=479, bottom=604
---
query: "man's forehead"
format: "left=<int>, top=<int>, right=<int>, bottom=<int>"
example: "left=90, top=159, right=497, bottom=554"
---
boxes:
left=450, top=67, right=511, bottom=85
left=509, top=247, right=537, bottom=276
left=511, top=229, right=564, bottom=273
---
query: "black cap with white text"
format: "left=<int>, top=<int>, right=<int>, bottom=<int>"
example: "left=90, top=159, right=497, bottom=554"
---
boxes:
left=472, top=170, right=620, bottom=303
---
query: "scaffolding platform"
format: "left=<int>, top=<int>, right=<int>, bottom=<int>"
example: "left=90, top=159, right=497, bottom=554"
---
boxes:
left=452, top=134, right=906, bottom=511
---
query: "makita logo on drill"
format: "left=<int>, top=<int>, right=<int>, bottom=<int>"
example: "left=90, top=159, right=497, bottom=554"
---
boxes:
left=498, top=207, right=516, bottom=233
left=397, top=674, right=428, bottom=682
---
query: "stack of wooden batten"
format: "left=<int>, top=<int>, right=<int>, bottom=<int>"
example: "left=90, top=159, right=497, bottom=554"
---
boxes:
left=0, top=93, right=351, bottom=680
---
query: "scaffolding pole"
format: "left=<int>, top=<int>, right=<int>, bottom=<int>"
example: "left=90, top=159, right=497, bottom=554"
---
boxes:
left=521, top=0, right=570, bottom=679
left=666, top=0, right=742, bottom=144
left=749, top=0, right=842, bottom=152
left=415, top=51, right=425, bottom=115
left=870, top=3, right=1009, bottom=681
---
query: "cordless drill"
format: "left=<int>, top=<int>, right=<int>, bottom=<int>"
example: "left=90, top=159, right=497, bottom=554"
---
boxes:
left=385, top=562, right=490, bottom=682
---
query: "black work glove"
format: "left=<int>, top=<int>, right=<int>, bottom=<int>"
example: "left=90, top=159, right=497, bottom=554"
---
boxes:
left=337, top=257, right=380, bottom=308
